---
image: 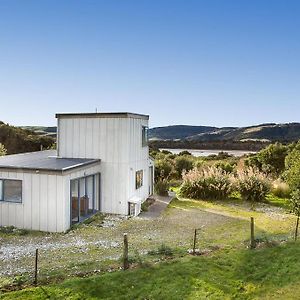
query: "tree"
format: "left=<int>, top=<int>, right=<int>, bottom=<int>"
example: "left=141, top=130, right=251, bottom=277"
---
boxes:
left=290, top=190, right=300, bottom=241
left=154, top=159, right=173, bottom=182
left=284, top=148, right=300, bottom=241
left=284, top=148, right=300, bottom=191
left=0, top=143, right=7, bottom=156
left=248, top=143, right=288, bottom=176
left=174, top=156, right=193, bottom=178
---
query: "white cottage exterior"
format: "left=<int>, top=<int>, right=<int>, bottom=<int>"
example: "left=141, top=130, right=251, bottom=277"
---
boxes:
left=0, top=112, right=154, bottom=232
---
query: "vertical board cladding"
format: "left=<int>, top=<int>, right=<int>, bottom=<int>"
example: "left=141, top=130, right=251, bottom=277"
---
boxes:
left=58, top=116, right=132, bottom=215
left=127, top=117, right=151, bottom=208
left=57, top=114, right=151, bottom=216
left=0, top=170, right=66, bottom=232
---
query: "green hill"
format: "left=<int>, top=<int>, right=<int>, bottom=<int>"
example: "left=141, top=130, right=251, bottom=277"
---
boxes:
left=0, top=122, right=55, bottom=154
left=149, top=123, right=300, bottom=142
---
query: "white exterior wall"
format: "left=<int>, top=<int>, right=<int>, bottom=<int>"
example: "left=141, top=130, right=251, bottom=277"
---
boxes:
left=57, top=115, right=151, bottom=215
left=0, top=163, right=101, bottom=232
left=0, top=170, right=65, bottom=232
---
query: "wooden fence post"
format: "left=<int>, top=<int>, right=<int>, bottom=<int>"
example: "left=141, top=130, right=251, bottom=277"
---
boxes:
left=123, top=233, right=129, bottom=270
left=34, top=249, right=38, bottom=285
left=295, top=216, right=299, bottom=242
left=250, top=217, right=255, bottom=249
left=193, top=229, right=197, bottom=255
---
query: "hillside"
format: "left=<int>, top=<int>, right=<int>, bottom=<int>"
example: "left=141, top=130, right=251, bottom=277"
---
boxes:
left=0, top=122, right=55, bottom=154
left=20, top=126, right=57, bottom=138
left=149, top=123, right=300, bottom=142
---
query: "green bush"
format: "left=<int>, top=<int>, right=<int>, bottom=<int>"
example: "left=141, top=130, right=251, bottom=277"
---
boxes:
left=154, top=180, right=169, bottom=196
left=271, top=179, right=291, bottom=198
left=179, top=167, right=234, bottom=200
left=284, top=148, right=300, bottom=190
left=215, top=161, right=235, bottom=173
left=174, top=156, right=194, bottom=178
left=178, top=150, right=192, bottom=156
left=155, top=159, right=173, bottom=181
left=247, top=143, right=288, bottom=176
left=237, top=168, right=270, bottom=203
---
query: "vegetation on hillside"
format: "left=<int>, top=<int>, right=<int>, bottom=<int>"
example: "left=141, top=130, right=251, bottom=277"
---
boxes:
left=0, top=121, right=54, bottom=154
left=149, top=122, right=300, bottom=142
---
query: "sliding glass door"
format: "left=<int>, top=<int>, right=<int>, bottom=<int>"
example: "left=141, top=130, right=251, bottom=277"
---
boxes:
left=71, top=173, right=100, bottom=225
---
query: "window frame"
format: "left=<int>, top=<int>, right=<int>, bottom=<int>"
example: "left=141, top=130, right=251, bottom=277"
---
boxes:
left=135, top=170, right=143, bottom=189
left=0, top=179, right=22, bottom=203
left=142, top=126, right=149, bottom=147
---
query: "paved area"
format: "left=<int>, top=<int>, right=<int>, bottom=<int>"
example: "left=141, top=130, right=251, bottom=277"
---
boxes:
left=139, top=192, right=175, bottom=219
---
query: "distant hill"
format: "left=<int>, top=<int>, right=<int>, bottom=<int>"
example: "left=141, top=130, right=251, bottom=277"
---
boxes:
left=21, top=126, right=57, bottom=138
left=0, top=122, right=54, bottom=154
left=149, top=123, right=300, bottom=142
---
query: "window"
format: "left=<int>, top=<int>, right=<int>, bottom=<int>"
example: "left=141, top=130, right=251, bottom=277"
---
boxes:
left=0, top=179, right=22, bottom=203
left=135, top=170, right=143, bottom=189
left=142, top=126, right=148, bottom=147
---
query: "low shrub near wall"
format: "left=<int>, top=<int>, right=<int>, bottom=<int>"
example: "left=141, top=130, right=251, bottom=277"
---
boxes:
left=179, top=167, right=234, bottom=200
left=155, top=180, right=169, bottom=196
left=236, top=168, right=271, bottom=203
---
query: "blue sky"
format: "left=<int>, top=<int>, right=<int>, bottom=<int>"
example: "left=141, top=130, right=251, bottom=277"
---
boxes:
left=0, top=0, right=299, bottom=128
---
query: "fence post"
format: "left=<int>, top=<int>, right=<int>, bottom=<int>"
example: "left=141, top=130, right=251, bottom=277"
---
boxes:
left=34, top=249, right=38, bottom=285
left=193, top=229, right=197, bottom=255
left=295, top=216, right=299, bottom=241
left=250, top=217, right=255, bottom=249
left=123, top=233, right=129, bottom=270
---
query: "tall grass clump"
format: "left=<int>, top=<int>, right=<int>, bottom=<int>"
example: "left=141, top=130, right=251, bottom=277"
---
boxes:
left=179, top=166, right=234, bottom=200
left=236, top=167, right=271, bottom=203
left=271, top=179, right=291, bottom=198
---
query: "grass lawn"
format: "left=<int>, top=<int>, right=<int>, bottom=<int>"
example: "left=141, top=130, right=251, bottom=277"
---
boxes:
left=2, top=241, right=300, bottom=300
left=0, top=192, right=297, bottom=299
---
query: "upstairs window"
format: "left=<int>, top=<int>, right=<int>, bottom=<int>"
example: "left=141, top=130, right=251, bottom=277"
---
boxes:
left=135, top=170, right=143, bottom=189
left=0, top=179, right=22, bottom=203
left=142, top=126, right=148, bottom=147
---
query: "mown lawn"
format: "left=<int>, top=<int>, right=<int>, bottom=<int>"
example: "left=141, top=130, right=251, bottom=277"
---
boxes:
left=2, top=241, right=300, bottom=300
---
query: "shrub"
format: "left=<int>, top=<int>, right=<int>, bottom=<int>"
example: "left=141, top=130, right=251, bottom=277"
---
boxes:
left=178, top=150, right=192, bottom=156
left=284, top=148, right=300, bottom=190
left=193, top=159, right=204, bottom=169
left=155, top=159, right=173, bottom=181
left=179, top=167, right=234, bottom=200
left=174, top=156, right=194, bottom=178
left=0, top=143, right=7, bottom=156
left=236, top=168, right=270, bottom=203
left=247, top=143, right=288, bottom=176
left=154, top=179, right=169, bottom=196
left=271, top=179, right=291, bottom=198
left=215, top=161, right=235, bottom=173
left=168, top=179, right=182, bottom=188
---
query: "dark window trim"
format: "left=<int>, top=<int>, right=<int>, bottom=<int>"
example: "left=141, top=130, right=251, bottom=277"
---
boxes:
left=0, top=178, right=22, bottom=204
left=142, top=126, right=149, bottom=147
left=135, top=170, right=143, bottom=189
left=70, top=172, right=101, bottom=226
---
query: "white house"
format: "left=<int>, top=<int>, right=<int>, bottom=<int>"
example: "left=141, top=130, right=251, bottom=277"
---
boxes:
left=0, top=112, right=154, bottom=232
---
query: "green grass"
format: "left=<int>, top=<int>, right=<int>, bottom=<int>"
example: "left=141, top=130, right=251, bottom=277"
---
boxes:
left=265, top=194, right=290, bottom=210
left=2, top=242, right=300, bottom=299
left=0, top=190, right=296, bottom=299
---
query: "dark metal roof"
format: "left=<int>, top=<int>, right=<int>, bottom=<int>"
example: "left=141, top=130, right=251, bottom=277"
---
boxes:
left=55, top=112, right=149, bottom=120
left=0, top=150, right=100, bottom=173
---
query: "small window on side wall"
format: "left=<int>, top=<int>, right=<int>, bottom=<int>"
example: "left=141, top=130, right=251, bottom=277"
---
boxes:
left=135, top=170, right=143, bottom=189
left=142, top=126, right=148, bottom=147
left=0, top=179, right=22, bottom=203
